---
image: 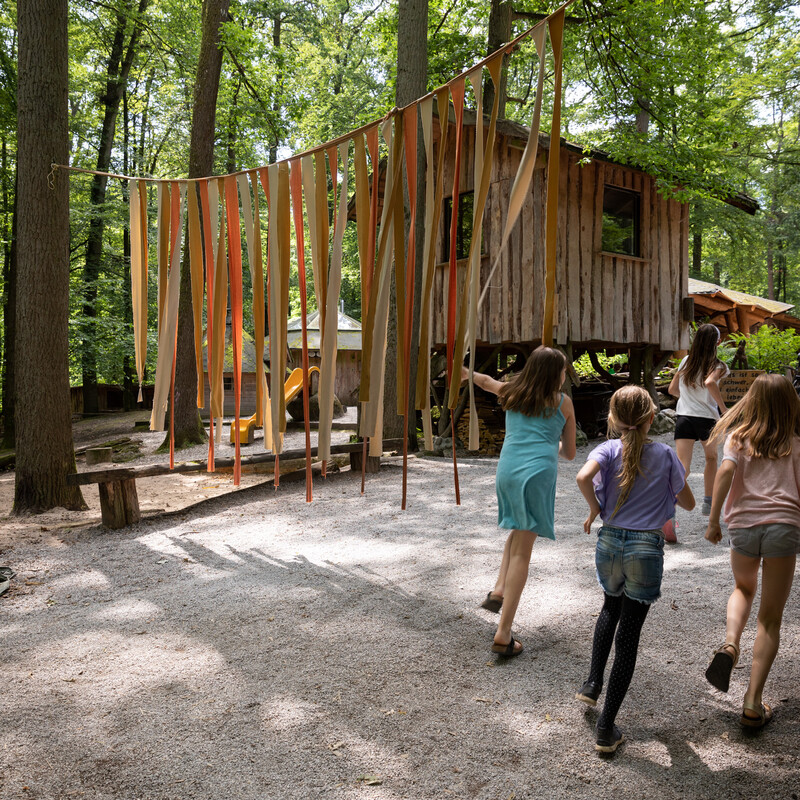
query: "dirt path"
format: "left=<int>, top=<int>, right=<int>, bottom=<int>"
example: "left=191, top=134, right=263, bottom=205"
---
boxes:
left=1, top=423, right=798, bottom=799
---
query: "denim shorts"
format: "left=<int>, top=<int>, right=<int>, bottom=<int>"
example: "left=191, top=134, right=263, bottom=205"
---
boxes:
left=595, top=525, right=665, bottom=605
left=728, top=523, right=800, bottom=559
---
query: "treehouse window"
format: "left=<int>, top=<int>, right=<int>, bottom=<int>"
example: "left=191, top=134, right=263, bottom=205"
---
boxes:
left=223, top=377, right=233, bottom=391
left=442, top=191, right=475, bottom=262
left=602, top=186, right=640, bottom=257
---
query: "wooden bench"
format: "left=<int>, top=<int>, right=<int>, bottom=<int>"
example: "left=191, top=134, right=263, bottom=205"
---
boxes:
left=66, top=439, right=400, bottom=530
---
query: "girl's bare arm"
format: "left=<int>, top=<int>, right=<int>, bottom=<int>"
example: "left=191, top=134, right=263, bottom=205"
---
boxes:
left=559, top=394, right=577, bottom=461
left=705, top=459, right=736, bottom=544
left=668, top=368, right=681, bottom=398
left=705, top=365, right=729, bottom=414
left=576, top=460, right=601, bottom=533
left=461, top=365, right=504, bottom=395
left=675, top=482, right=695, bottom=511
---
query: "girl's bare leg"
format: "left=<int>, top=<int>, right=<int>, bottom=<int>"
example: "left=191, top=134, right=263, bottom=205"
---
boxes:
left=494, top=529, right=537, bottom=646
left=726, top=550, right=760, bottom=650
left=743, top=554, right=796, bottom=714
left=492, top=532, right=513, bottom=598
left=675, top=439, right=695, bottom=479
left=701, top=438, right=718, bottom=499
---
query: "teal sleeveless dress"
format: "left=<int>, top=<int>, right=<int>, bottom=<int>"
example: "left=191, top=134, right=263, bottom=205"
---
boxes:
left=495, top=395, right=565, bottom=539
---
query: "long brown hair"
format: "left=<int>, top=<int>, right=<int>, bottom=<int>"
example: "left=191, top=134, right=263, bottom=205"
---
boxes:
left=498, top=346, right=566, bottom=418
left=606, top=385, right=657, bottom=517
left=710, top=373, right=800, bottom=458
left=680, top=323, right=724, bottom=387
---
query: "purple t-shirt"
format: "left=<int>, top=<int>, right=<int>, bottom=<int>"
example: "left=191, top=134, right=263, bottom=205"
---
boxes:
left=587, top=440, right=686, bottom=530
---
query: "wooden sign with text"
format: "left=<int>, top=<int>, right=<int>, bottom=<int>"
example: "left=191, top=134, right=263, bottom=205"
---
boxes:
left=720, top=370, right=764, bottom=405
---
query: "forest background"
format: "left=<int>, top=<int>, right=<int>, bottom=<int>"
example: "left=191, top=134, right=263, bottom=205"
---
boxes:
left=1, top=0, right=799, bottom=446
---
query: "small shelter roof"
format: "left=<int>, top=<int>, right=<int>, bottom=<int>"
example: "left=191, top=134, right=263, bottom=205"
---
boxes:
left=266, top=310, right=363, bottom=358
left=688, top=277, right=799, bottom=334
left=688, top=278, right=794, bottom=316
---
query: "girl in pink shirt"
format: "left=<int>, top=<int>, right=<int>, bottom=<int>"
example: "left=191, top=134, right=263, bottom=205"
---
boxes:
left=704, top=373, right=800, bottom=729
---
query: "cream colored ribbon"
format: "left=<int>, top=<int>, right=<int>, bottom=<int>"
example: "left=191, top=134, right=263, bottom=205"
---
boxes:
left=542, top=10, right=565, bottom=346
left=477, top=23, right=547, bottom=312
left=187, top=184, right=205, bottom=408
left=210, top=179, right=227, bottom=445
left=156, top=181, right=170, bottom=338
left=237, top=173, right=269, bottom=441
left=361, top=116, right=402, bottom=456
left=416, top=90, right=450, bottom=450
left=150, top=181, right=186, bottom=431
left=318, top=141, right=349, bottom=463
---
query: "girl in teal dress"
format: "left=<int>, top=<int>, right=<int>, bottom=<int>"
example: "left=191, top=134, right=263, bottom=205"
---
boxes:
left=466, top=346, right=576, bottom=656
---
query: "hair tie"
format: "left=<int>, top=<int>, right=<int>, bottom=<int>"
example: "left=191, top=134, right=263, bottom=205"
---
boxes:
left=624, top=425, right=639, bottom=431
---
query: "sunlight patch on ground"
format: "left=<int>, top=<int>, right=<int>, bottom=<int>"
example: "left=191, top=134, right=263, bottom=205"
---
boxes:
left=49, top=568, right=111, bottom=592
left=91, top=598, right=162, bottom=621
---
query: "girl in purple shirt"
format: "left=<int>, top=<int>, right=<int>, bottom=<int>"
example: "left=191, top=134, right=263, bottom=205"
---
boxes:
left=576, top=386, right=695, bottom=753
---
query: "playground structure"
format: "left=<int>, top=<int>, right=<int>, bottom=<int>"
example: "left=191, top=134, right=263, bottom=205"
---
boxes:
left=228, top=367, right=320, bottom=445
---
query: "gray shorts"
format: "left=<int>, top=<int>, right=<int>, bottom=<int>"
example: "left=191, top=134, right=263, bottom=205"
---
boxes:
left=728, top=523, right=800, bottom=559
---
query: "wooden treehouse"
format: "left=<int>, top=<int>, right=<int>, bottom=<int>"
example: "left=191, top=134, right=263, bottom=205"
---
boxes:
left=430, top=111, right=756, bottom=384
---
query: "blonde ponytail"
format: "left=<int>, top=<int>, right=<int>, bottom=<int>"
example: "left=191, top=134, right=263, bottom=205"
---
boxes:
left=606, top=386, right=657, bottom=518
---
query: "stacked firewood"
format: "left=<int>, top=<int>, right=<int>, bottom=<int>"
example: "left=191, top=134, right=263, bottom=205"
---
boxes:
left=456, top=394, right=506, bottom=456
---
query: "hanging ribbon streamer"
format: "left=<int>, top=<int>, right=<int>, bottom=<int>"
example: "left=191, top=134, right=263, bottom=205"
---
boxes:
left=237, top=172, right=268, bottom=436
left=290, top=159, right=313, bottom=502
left=542, top=10, right=565, bottom=346
left=198, top=179, right=218, bottom=471
left=450, top=57, right=503, bottom=451
left=361, top=115, right=403, bottom=458
left=129, top=179, right=148, bottom=403
left=210, top=179, right=227, bottom=447
left=478, top=23, right=547, bottom=312
left=266, top=162, right=291, bottom=468
left=400, top=103, right=419, bottom=510
left=319, top=140, right=350, bottom=468
left=446, top=79, right=466, bottom=504
left=156, top=182, right=170, bottom=338
left=187, top=183, right=205, bottom=408
left=224, top=175, right=244, bottom=485
left=416, top=90, right=450, bottom=451
left=150, top=181, right=186, bottom=435
left=250, top=173, right=272, bottom=450
left=353, top=132, right=372, bottom=491
left=313, top=150, right=330, bottom=337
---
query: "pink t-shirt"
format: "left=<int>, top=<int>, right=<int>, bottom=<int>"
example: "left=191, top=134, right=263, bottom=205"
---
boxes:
left=722, top=435, right=800, bottom=529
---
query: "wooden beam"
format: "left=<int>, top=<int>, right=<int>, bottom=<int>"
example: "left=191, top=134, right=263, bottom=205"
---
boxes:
left=66, top=439, right=404, bottom=487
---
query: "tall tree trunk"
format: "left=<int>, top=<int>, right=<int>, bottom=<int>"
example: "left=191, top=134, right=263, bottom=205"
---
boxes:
left=766, top=243, right=774, bottom=300
left=121, top=90, right=136, bottom=411
left=15, top=0, right=85, bottom=511
left=386, top=0, right=427, bottom=445
left=484, top=0, right=511, bottom=118
left=81, top=0, right=149, bottom=414
left=166, top=0, right=230, bottom=450
left=692, top=227, right=702, bottom=279
left=2, top=167, right=17, bottom=449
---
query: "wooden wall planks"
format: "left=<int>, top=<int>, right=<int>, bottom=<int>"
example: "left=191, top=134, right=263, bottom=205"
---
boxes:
left=430, top=127, right=689, bottom=352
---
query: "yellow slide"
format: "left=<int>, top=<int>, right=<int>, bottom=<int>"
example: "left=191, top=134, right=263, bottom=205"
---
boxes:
left=229, top=367, right=320, bottom=444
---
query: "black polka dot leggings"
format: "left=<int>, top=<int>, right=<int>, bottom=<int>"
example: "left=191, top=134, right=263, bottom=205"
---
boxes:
left=586, top=592, right=651, bottom=730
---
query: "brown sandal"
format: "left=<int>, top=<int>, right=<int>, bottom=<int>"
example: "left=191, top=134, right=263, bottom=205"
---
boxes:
left=740, top=701, right=773, bottom=729
left=491, top=636, right=523, bottom=657
left=480, top=592, right=503, bottom=613
left=705, top=642, right=739, bottom=693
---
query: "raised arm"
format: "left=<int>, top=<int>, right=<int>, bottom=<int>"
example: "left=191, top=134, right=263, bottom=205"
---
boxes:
left=576, top=459, right=602, bottom=534
left=461, top=365, right=504, bottom=396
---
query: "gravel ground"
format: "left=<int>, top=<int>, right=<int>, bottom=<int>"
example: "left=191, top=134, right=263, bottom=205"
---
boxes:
left=1, top=432, right=799, bottom=799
